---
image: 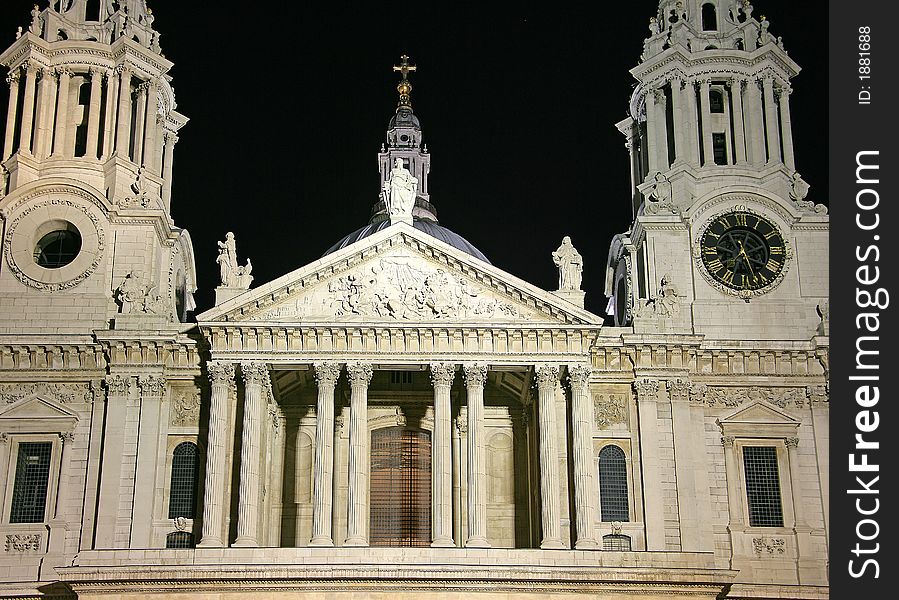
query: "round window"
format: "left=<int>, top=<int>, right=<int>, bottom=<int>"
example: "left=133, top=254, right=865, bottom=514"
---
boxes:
left=33, top=222, right=82, bottom=269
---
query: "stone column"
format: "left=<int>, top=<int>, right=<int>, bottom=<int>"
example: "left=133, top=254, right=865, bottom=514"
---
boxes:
left=684, top=80, right=701, bottom=166
left=745, top=79, right=766, bottom=165
left=644, top=88, right=659, bottom=174
left=635, top=378, right=665, bottom=549
left=142, top=79, right=160, bottom=171
left=777, top=85, right=796, bottom=170
left=762, top=76, right=780, bottom=164
left=33, top=66, right=56, bottom=159
left=310, top=362, right=341, bottom=547
left=698, top=80, right=714, bottom=166
left=47, top=431, right=76, bottom=555
left=85, top=67, right=103, bottom=159
left=233, top=361, right=268, bottom=547
left=430, top=363, right=455, bottom=547
left=18, top=62, right=38, bottom=155
left=785, top=437, right=806, bottom=528
left=115, top=66, right=132, bottom=159
left=344, top=362, right=373, bottom=546
left=669, top=78, right=685, bottom=165
left=721, top=435, right=745, bottom=531
left=131, top=374, right=166, bottom=547
left=51, top=68, right=72, bottom=158
left=132, top=82, right=148, bottom=165
left=568, top=365, right=597, bottom=549
left=101, top=69, right=117, bottom=160
left=462, top=363, right=489, bottom=547
left=653, top=88, right=669, bottom=169
left=198, top=362, right=235, bottom=547
left=535, top=365, right=564, bottom=549
left=3, top=68, right=20, bottom=159
left=161, top=133, right=178, bottom=211
left=731, top=79, right=747, bottom=164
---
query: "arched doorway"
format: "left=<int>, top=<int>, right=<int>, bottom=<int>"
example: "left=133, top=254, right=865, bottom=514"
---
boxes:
left=370, top=427, right=431, bottom=546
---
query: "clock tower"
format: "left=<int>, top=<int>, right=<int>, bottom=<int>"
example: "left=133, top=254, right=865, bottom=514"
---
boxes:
left=605, top=0, right=828, bottom=340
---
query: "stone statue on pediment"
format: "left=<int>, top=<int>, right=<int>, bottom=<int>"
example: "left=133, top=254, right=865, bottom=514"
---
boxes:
left=383, top=158, right=417, bottom=225
left=552, top=236, right=583, bottom=292
left=216, top=232, right=253, bottom=290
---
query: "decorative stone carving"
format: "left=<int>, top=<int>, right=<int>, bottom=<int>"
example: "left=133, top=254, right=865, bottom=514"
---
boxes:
left=593, top=394, right=627, bottom=429
left=0, top=432, right=8, bottom=444
left=5, top=534, right=41, bottom=553
left=58, top=431, right=76, bottom=445
left=382, top=158, right=417, bottom=225
left=462, top=363, right=488, bottom=388
left=240, top=362, right=269, bottom=386
left=633, top=378, right=659, bottom=401
left=636, top=274, right=680, bottom=318
left=816, top=301, right=829, bottom=335
left=568, top=364, right=591, bottom=390
left=105, top=375, right=131, bottom=397
left=0, top=382, right=90, bottom=404
left=552, top=237, right=583, bottom=291
left=138, top=375, right=166, bottom=397
left=171, top=388, right=201, bottom=427
left=216, top=232, right=253, bottom=290
left=806, top=385, right=828, bottom=404
left=174, top=516, right=188, bottom=531
left=534, top=365, right=559, bottom=388
left=115, top=271, right=171, bottom=318
left=667, top=379, right=689, bottom=402
left=691, top=386, right=806, bottom=409
left=313, top=362, right=342, bottom=387
left=120, top=167, right=153, bottom=208
left=721, top=435, right=736, bottom=447
left=753, top=537, right=786, bottom=556
left=207, top=362, right=235, bottom=387
left=789, top=172, right=827, bottom=214
left=785, top=437, right=800, bottom=448
left=346, top=362, right=374, bottom=387
left=641, top=171, right=677, bottom=215
left=29, top=5, right=44, bottom=36
left=454, top=414, right=467, bottom=435
left=429, top=363, right=456, bottom=388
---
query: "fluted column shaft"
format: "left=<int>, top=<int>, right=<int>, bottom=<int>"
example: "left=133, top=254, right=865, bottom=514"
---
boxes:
left=33, top=67, right=56, bottom=159
left=115, top=66, right=132, bottom=159
left=644, top=89, right=659, bottom=174
left=132, top=83, right=147, bottom=165
left=568, top=365, right=597, bottom=549
left=430, top=363, right=456, bottom=547
left=142, top=79, right=160, bottom=170
left=778, top=87, right=796, bottom=169
left=463, top=363, right=489, bottom=547
left=698, top=80, right=714, bottom=166
left=344, top=362, right=373, bottom=546
left=685, top=80, right=701, bottom=166
left=86, top=67, right=103, bottom=159
left=745, top=79, right=766, bottom=165
left=762, top=77, right=780, bottom=164
left=52, top=69, right=72, bottom=157
left=233, top=361, right=268, bottom=547
left=670, top=79, right=685, bottom=165
left=310, top=362, right=341, bottom=547
left=3, top=70, right=20, bottom=159
left=654, top=89, right=669, bottom=169
left=731, top=79, right=747, bottom=164
left=101, top=69, right=117, bottom=159
left=721, top=436, right=745, bottom=530
left=198, top=362, right=235, bottom=547
left=536, top=365, right=564, bottom=549
left=18, top=62, right=38, bottom=155
left=161, top=133, right=177, bottom=211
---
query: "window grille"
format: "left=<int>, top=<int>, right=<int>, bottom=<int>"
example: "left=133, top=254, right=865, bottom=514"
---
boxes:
left=602, top=533, right=632, bottom=551
left=10, top=442, right=53, bottom=523
left=168, top=442, right=199, bottom=519
left=370, top=427, right=431, bottom=547
left=598, top=445, right=629, bottom=522
left=165, top=531, right=194, bottom=548
left=742, top=446, right=784, bottom=527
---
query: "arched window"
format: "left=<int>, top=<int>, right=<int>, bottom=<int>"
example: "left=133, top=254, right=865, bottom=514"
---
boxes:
left=701, top=3, right=717, bottom=31
left=165, top=531, right=194, bottom=548
left=598, top=445, right=629, bottom=522
left=168, top=442, right=199, bottom=519
left=709, top=89, right=725, bottom=113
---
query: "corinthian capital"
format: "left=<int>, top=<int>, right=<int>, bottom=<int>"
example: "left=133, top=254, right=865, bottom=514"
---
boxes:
left=462, top=363, right=488, bottom=388
left=240, top=361, right=269, bottom=386
left=568, top=364, right=592, bottom=390
left=667, top=378, right=690, bottom=401
left=633, top=377, right=660, bottom=400
left=346, top=362, right=373, bottom=387
left=429, top=363, right=456, bottom=388
left=138, top=374, right=166, bottom=397
left=535, top=364, right=560, bottom=388
left=105, top=374, right=131, bottom=397
left=313, top=362, right=342, bottom=387
left=207, top=361, right=235, bottom=386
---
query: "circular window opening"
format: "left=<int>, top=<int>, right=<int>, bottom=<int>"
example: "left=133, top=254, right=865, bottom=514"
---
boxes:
left=33, top=222, right=82, bottom=269
left=400, top=134, right=409, bottom=142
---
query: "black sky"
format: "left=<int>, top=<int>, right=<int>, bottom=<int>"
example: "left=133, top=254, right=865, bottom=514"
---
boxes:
left=0, top=2, right=827, bottom=317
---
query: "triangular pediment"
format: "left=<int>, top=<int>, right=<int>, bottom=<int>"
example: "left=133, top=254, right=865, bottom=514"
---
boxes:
left=0, top=395, right=79, bottom=424
left=198, top=223, right=602, bottom=326
left=718, top=401, right=800, bottom=426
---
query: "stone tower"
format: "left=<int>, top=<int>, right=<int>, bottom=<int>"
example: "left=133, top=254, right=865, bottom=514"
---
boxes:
left=0, top=0, right=195, bottom=335
left=605, top=0, right=828, bottom=340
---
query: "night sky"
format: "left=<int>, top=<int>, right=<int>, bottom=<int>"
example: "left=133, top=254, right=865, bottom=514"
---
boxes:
left=0, top=2, right=826, bottom=318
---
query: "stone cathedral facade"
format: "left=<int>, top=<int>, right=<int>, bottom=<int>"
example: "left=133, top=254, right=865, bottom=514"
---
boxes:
left=0, top=1, right=828, bottom=599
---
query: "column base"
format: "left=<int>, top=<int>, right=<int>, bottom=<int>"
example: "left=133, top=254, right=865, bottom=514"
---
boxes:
left=540, top=539, right=566, bottom=550
left=431, top=537, right=455, bottom=548
left=309, top=536, right=334, bottom=547
left=231, top=537, right=259, bottom=547
left=574, top=539, right=598, bottom=550
left=196, top=537, right=224, bottom=548
left=465, top=536, right=491, bottom=548
left=343, top=537, right=369, bottom=547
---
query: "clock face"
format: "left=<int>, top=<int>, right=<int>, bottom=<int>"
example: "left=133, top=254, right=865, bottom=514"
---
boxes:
left=700, top=211, right=786, bottom=291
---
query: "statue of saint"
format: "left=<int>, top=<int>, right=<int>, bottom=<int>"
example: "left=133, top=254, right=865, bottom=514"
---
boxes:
left=552, top=236, right=583, bottom=291
left=384, top=158, right=418, bottom=223
left=216, top=232, right=253, bottom=289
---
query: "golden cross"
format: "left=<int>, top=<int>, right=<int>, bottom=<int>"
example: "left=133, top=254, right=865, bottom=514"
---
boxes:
left=392, top=55, right=417, bottom=81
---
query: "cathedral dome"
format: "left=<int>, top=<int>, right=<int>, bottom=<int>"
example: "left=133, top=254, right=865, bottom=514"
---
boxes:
left=323, top=217, right=490, bottom=263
